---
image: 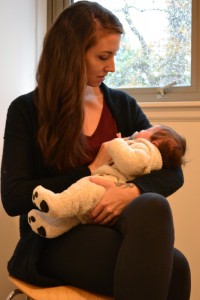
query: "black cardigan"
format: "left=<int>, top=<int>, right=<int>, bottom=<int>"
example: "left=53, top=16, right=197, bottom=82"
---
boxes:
left=1, top=83, right=183, bottom=286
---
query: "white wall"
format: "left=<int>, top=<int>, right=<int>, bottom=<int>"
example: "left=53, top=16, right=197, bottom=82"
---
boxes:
left=0, top=1, right=46, bottom=299
left=141, top=103, right=200, bottom=300
left=168, top=122, right=200, bottom=300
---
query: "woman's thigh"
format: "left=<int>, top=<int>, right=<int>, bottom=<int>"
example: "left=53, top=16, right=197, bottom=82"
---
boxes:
left=38, top=224, right=123, bottom=295
left=37, top=193, right=190, bottom=299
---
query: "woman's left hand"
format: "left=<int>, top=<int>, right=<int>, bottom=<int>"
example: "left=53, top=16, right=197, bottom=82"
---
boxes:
left=88, top=177, right=141, bottom=225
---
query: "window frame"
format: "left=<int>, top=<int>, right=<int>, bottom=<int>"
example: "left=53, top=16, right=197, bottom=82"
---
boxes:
left=132, top=0, right=200, bottom=104
left=47, top=0, right=200, bottom=108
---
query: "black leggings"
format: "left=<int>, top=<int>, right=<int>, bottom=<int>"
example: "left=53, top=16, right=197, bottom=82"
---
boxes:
left=38, top=193, right=191, bottom=300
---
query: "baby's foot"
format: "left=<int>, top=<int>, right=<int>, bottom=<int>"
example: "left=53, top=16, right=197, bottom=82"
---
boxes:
left=28, top=209, right=79, bottom=238
left=32, top=185, right=62, bottom=218
left=28, top=209, right=48, bottom=237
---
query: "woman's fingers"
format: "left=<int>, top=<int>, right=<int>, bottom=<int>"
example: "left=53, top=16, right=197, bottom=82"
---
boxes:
left=89, top=177, right=111, bottom=222
left=88, top=177, right=118, bottom=224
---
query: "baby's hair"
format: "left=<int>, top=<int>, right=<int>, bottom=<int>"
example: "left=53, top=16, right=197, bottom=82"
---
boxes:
left=150, top=125, right=186, bottom=168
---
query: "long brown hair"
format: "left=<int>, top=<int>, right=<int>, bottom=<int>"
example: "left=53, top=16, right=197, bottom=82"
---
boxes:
left=150, top=125, right=186, bottom=168
left=35, top=1, right=123, bottom=172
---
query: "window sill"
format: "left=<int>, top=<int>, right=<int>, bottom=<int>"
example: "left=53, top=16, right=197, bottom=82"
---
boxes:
left=140, top=101, right=200, bottom=122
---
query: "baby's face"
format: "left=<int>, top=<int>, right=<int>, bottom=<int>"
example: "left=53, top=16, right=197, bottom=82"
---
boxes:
left=134, top=125, right=160, bottom=140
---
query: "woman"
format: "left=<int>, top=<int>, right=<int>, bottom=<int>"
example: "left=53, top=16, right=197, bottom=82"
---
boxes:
left=1, top=1, right=190, bottom=299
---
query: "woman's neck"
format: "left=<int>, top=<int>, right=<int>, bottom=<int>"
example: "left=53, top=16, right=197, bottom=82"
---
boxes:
left=84, top=86, right=103, bottom=102
left=83, top=86, right=104, bottom=136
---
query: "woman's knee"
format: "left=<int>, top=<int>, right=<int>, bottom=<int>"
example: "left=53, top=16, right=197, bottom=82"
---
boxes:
left=115, top=193, right=174, bottom=238
left=173, top=248, right=191, bottom=274
left=167, top=248, right=191, bottom=300
left=127, top=192, right=172, bottom=223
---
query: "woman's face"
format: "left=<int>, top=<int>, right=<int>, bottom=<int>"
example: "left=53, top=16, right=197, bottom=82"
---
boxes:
left=85, top=33, right=121, bottom=87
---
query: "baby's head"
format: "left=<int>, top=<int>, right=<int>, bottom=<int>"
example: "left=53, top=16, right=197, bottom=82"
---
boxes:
left=135, top=125, right=186, bottom=168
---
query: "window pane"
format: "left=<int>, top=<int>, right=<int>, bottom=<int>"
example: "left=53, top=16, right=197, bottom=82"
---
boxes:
left=73, top=0, right=192, bottom=89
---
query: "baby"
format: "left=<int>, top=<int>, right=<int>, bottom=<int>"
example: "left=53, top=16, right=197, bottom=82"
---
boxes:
left=28, top=124, right=186, bottom=238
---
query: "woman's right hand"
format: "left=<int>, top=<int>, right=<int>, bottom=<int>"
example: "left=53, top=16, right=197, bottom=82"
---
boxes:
left=88, top=177, right=141, bottom=225
left=88, top=141, right=112, bottom=174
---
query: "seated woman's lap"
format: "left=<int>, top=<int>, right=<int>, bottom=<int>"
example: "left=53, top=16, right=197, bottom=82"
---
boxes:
left=37, top=224, right=123, bottom=295
left=37, top=193, right=190, bottom=298
left=37, top=192, right=172, bottom=296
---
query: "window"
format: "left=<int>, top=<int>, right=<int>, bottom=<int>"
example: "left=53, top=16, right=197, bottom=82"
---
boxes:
left=48, top=0, right=200, bottom=103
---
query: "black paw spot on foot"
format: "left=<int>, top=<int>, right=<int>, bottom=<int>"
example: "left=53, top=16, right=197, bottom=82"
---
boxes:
left=37, top=226, right=46, bottom=237
left=28, top=216, right=36, bottom=223
left=33, top=191, right=38, bottom=201
left=40, top=200, right=49, bottom=213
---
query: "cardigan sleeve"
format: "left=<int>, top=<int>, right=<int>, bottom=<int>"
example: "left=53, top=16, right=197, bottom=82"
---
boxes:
left=131, top=166, right=184, bottom=197
left=1, top=96, right=91, bottom=217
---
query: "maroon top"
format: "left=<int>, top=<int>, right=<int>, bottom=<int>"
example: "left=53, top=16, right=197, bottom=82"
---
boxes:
left=85, top=100, right=118, bottom=164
